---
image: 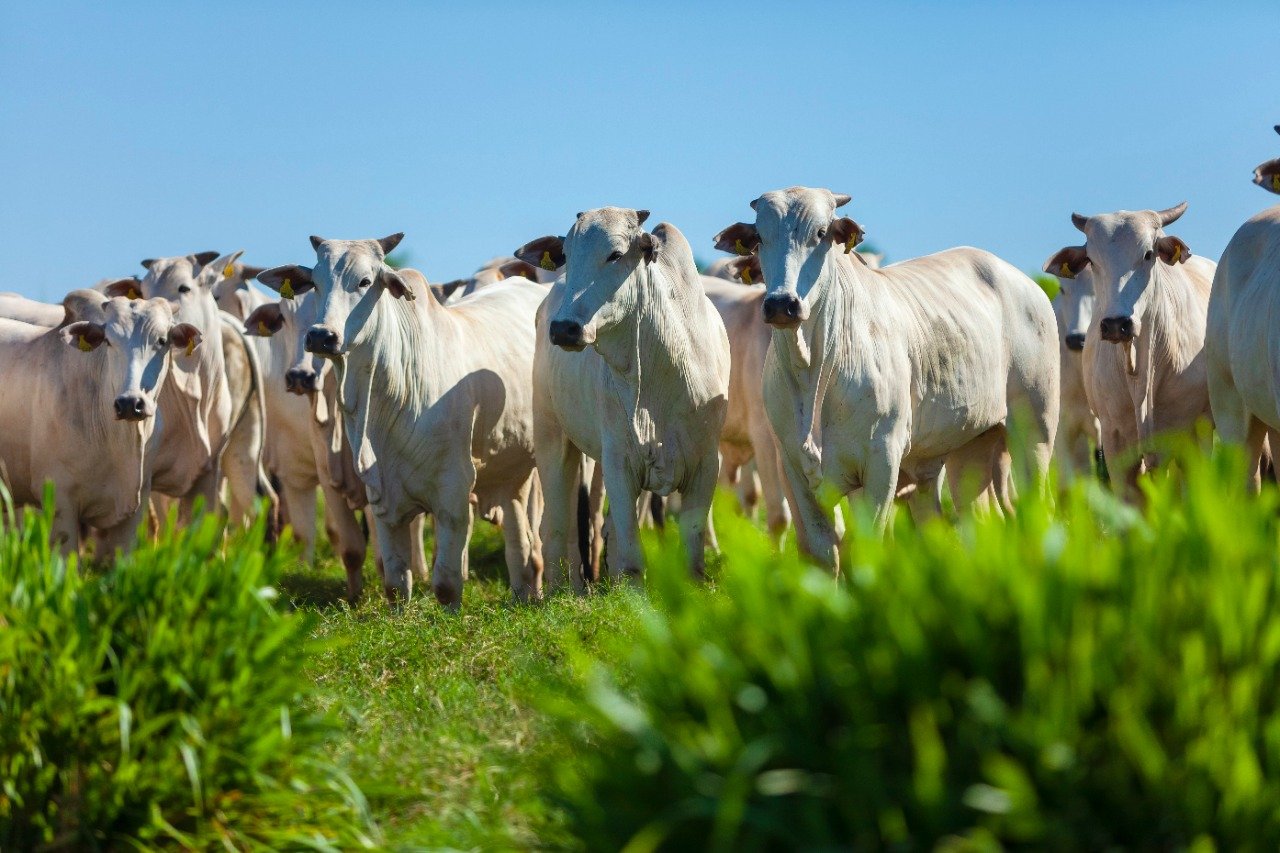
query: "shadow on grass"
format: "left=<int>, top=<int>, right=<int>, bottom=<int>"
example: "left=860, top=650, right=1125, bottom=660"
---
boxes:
left=280, top=570, right=351, bottom=610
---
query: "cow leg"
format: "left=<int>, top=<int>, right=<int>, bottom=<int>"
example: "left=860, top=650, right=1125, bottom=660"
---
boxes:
left=587, top=458, right=605, bottom=583
left=679, top=453, right=720, bottom=580
left=181, top=464, right=221, bottom=522
left=320, top=481, right=366, bottom=603
left=431, top=496, right=473, bottom=610
left=223, top=441, right=267, bottom=529
left=499, top=477, right=543, bottom=603
left=863, top=443, right=905, bottom=536
left=536, top=428, right=585, bottom=594
left=946, top=431, right=1003, bottom=515
left=408, top=513, right=428, bottom=585
left=280, top=480, right=318, bottom=564
left=601, top=456, right=643, bottom=583
left=1243, top=417, right=1270, bottom=496
left=97, top=487, right=151, bottom=558
left=372, top=513, right=418, bottom=608
left=1099, top=423, right=1141, bottom=501
left=50, top=493, right=81, bottom=556
left=751, top=422, right=791, bottom=542
left=777, top=450, right=839, bottom=570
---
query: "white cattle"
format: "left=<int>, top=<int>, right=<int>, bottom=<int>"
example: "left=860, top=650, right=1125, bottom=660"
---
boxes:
left=1046, top=203, right=1213, bottom=494
left=517, top=208, right=730, bottom=588
left=1050, top=269, right=1100, bottom=476
left=243, top=290, right=426, bottom=602
left=1206, top=127, right=1280, bottom=490
left=257, top=233, right=545, bottom=607
left=718, top=187, right=1058, bottom=567
left=106, top=252, right=274, bottom=525
left=430, top=256, right=553, bottom=304
left=0, top=292, right=201, bottom=552
left=0, top=292, right=65, bottom=326
left=211, top=257, right=268, bottom=319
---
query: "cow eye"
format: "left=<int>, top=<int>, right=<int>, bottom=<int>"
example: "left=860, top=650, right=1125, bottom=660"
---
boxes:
left=817, top=228, right=827, bottom=240
left=157, top=337, right=168, bottom=347
left=606, top=250, right=623, bottom=263
left=178, top=285, right=191, bottom=294
left=1144, top=250, right=1154, bottom=261
left=358, top=277, right=372, bottom=288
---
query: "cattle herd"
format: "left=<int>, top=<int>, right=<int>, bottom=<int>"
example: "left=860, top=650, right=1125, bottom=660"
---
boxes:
left=2, top=127, right=1279, bottom=609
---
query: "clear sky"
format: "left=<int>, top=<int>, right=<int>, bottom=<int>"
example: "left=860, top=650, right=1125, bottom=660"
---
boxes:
left=2, top=2, right=1277, bottom=301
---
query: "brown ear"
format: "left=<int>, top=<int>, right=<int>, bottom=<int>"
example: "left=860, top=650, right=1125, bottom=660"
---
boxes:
left=431, top=280, right=467, bottom=303
left=169, top=322, right=203, bottom=354
left=380, top=268, right=416, bottom=300
left=141, top=259, right=157, bottom=270
left=1043, top=246, right=1091, bottom=279
left=256, top=265, right=315, bottom=298
left=1254, top=158, right=1280, bottom=195
left=636, top=232, right=658, bottom=264
left=828, top=217, right=865, bottom=254
left=1156, top=235, right=1191, bottom=265
left=514, top=236, right=566, bottom=271
left=377, top=233, right=405, bottom=256
left=243, top=303, right=285, bottom=337
left=726, top=254, right=763, bottom=285
left=63, top=321, right=107, bottom=352
left=240, top=264, right=267, bottom=281
left=498, top=259, right=541, bottom=280
left=713, top=222, right=760, bottom=256
left=192, top=251, right=220, bottom=269
left=103, top=278, right=144, bottom=300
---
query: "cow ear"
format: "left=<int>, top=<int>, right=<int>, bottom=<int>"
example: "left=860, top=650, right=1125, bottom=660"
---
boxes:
left=1043, top=246, right=1091, bottom=279
left=243, top=303, right=285, bottom=337
left=727, top=254, right=763, bottom=285
left=377, top=233, right=405, bottom=256
left=828, top=217, right=865, bottom=254
left=514, top=236, right=566, bottom=272
left=713, top=222, right=760, bottom=256
left=380, top=267, right=416, bottom=300
left=193, top=251, right=220, bottom=269
left=169, top=322, right=203, bottom=354
left=1254, top=158, right=1280, bottom=195
left=309, top=235, right=327, bottom=251
left=239, top=264, right=267, bottom=281
left=635, top=209, right=650, bottom=226
left=832, top=192, right=852, bottom=208
left=201, top=251, right=244, bottom=287
left=103, top=278, right=143, bottom=300
left=1156, top=235, right=1191, bottom=265
left=498, top=259, right=541, bottom=281
left=637, top=231, right=658, bottom=265
left=256, top=265, right=315, bottom=299
left=63, top=321, right=106, bottom=352
left=431, top=280, right=466, bottom=303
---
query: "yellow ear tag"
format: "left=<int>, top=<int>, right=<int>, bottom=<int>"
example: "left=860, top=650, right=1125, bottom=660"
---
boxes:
left=734, top=238, right=748, bottom=255
left=1172, top=245, right=1182, bottom=263
left=127, top=286, right=140, bottom=300
left=280, top=279, right=295, bottom=299
left=77, top=334, right=93, bottom=352
left=740, top=267, right=753, bottom=285
left=1060, top=262, right=1072, bottom=276
left=844, top=236, right=857, bottom=254
left=185, top=337, right=196, bottom=357
left=539, top=251, right=556, bottom=271
left=223, top=262, right=235, bottom=279
left=1272, top=174, right=1279, bottom=191
left=257, top=321, right=269, bottom=336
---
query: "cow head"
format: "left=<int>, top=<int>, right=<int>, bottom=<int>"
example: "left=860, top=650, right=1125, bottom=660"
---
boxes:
left=243, top=293, right=329, bottom=395
left=515, top=207, right=654, bottom=351
left=61, top=290, right=201, bottom=421
left=1051, top=268, right=1095, bottom=353
left=1060, top=204, right=1190, bottom=346
left=256, top=233, right=410, bottom=359
left=120, top=250, right=237, bottom=351
left=721, top=187, right=862, bottom=328
left=1253, top=125, right=1280, bottom=196
left=211, top=255, right=268, bottom=319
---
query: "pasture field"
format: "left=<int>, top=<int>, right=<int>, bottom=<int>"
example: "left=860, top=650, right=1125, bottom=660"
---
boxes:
left=8, top=444, right=1280, bottom=849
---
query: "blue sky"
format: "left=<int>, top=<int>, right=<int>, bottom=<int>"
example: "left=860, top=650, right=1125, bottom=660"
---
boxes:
left=2, top=2, right=1277, bottom=301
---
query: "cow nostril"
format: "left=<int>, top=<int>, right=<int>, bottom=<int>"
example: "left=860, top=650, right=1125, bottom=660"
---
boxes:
left=1065, top=333, right=1086, bottom=351
left=549, top=320, right=584, bottom=347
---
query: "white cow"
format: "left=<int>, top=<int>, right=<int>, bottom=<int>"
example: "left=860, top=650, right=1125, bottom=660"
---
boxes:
left=106, top=252, right=274, bottom=525
left=1050, top=269, right=1100, bottom=477
left=517, top=208, right=730, bottom=588
left=243, top=290, right=427, bottom=601
left=0, top=292, right=65, bottom=326
left=1045, top=203, right=1214, bottom=495
left=430, top=256, right=555, bottom=304
left=718, top=187, right=1058, bottom=567
left=0, top=292, right=201, bottom=552
left=211, top=257, right=268, bottom=319
left=257, top=233, right=545, bottom=608
left=1206, top=126, right=1280, bottom=490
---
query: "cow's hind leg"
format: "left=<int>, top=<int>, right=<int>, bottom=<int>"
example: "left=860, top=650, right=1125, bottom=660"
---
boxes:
left=537, top=425, right=585, bottom=594
left=321, top=480, right=367, bottom=603
left=678, top=452, right=721, bottom=580
left=601, top=453, right=644, bottom=583
left=499, top=475, right=543, bottom=602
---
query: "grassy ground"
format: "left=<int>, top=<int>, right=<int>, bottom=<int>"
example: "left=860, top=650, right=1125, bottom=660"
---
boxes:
left=282, top=521, right=643, bottom=849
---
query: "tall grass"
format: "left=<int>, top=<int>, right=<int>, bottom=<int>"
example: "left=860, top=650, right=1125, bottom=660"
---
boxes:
left=545, top=445, right=1280, bottom=850
left=0, top=493, right=374, bottom=850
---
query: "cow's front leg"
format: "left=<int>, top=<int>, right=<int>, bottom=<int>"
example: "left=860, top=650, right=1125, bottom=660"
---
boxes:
left=498, top=475, right=543, bottom=603
left=678, top=452, right=720, bottom=580
left=430, top=474, right=475, bottom=610
left=373, top=512, right=417, bottom=608
left=601, top=452, right=643, bottom=583
left=536, top=424, right=585, bottom=594
left=863, top=443, right=905, bottom=536
left=777, top=448, right=839, bottom=570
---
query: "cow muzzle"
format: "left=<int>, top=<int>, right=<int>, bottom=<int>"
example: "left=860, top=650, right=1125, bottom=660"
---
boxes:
left=114, top=394, right=150, bottom=421
left=285, top=367, right=319, bottom=394
left=549, top=319, right=589, bottom=351
left=1099, top=316, right=1136, bottom=343
left=305, top=326, right=343, bottom=357
left=762, top=293, right=805, bottom=328
left=1065, top=333, right=1086, bottom=352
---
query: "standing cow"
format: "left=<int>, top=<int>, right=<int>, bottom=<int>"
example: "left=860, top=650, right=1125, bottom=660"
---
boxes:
left=0, top=292, right=201, bottom=552
left=257, top=234, right=545, bottom=608
left=1050, top=268, right=1101, bottom=477
left=717, top=187, right=1058, bottom=567
left=1206, top=126, right=1280, bottom=490
left=1046, top=203, right=1214, bottom=495
left=516, top=208, right=730, bottom=589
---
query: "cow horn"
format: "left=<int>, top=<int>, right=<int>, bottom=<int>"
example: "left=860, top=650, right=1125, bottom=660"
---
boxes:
left=1156, top=201, right=1187, bottom=227
left=1071, top=212, right=1089, bottom=233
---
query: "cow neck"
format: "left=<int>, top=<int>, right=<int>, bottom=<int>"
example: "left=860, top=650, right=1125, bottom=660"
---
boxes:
left=593, top=258, right=707, bottom=489
left=171, top=294, right=227, bottom=451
